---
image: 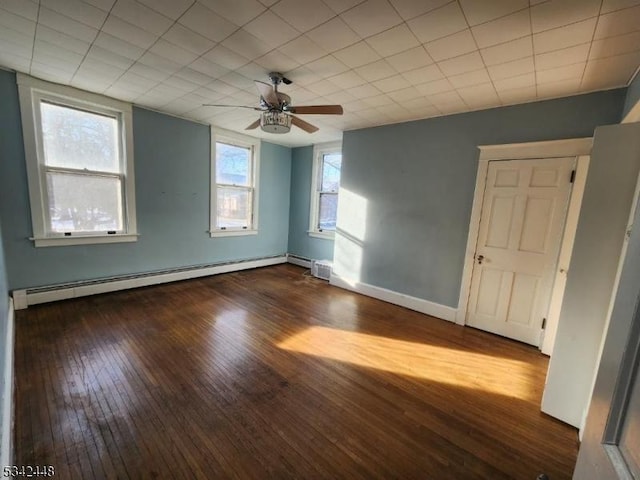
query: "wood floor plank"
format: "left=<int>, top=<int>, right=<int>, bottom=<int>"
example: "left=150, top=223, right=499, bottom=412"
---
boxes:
left=14, top=264, right=579, bottom=479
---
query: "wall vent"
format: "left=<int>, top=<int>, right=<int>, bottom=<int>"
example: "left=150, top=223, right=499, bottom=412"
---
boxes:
left=311, top=260, right=332, bottom=281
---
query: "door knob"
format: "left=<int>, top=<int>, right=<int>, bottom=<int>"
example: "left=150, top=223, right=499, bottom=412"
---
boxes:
left=477, top=255, right=484, bottom=264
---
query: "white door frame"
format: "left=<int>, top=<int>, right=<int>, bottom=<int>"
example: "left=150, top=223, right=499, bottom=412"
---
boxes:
left=456, top=138, right=593, bottom=354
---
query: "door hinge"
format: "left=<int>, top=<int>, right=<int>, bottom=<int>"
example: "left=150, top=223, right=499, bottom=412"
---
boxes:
left=541, top=318, right=547, bottom=329
left=569, top=170, right=576, bottom=183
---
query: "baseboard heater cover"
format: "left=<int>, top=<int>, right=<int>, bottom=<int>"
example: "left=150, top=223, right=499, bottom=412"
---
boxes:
left=12, top=255, right=287, bottom=309
left=286, top=253, right=313, bottom=268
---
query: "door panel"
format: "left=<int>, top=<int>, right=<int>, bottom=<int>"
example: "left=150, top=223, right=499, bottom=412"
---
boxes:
left=467, top=157, right=575, bottom=346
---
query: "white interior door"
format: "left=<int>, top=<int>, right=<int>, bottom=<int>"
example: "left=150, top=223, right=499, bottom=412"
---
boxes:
left=467, top=157, right=575, bottom=346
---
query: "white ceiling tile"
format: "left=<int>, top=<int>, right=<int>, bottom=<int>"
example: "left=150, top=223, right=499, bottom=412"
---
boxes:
left=471, top=10, right=531, bottom=49
left=401, top=64, right=444, bottom=84
left=179, top=3, right=238, bottom=43
left=537, top=77, right=582, bottom=98
left=86, top=45, right=135, bottom=69
left=162, top=75, right=200, bottom=93
left=235, top=63, right=270, bottom=86
left=243, top=11, right=301, bottom=48
left=40, top=0, right=107, bottom=29
left=582, top=51, right=640, bottom=89
left=111, top=0, right=173, bottom=36
left=162, top=25, right=215, bottom=56
left=437, top=51, right=485, bottom=76
left=448, top=68, right=491, bottom=88
left=102, top=15, right=157, bottom=49
left=457, top=83, right=499, bottom=108
left=33, top=41, right=83, bottom=67
left=94, top=32, right=145, bottom=60
left=487, top=56, right=534, bottom=80
left=118, top=71, right=159, bottom=89
left=346, top=83, right=383, bottom=98
left=427, top=90, right=466, bottom=108
left=206, top=79, right=242, bottom=95
left=387, top=0, right=452, bottom=21
left=372, top=74, right=412, bottom=92
left=601, top=0, right=640, bottom=14
left=459, top=0, right=528, bottom=26
left=532, top=18, right=597, bottom=54
left=255, top=50, right=300, bottom=73
left=328, top=70, right=368, bottom=89
left=385, top=46, right=433, bottom=72
left=324, top=89, right=357, bottom=104
left=414, top=77, right=453, bottom=95
left=0, top=52, right=31, bottom=72
left=361, top=94, right=395, bottom=106
left=221, top=29, right=273, bottom=59
left=286, top=66, right=323, bottom=86
left=128, top=62, right=172, bottom=81
left=493, top=71, right=536, bottom=91
left=589, top=31, right=640, bottom=60
left=271, top=0, right=335, bottom=32
left=77, top=58, right=126, bottom=80
left=2, top=0, right=39, bottom=21
left=38, top=7, right=98, bottom=42
left=536, top=43, right=590, bottom=70
left=189, top=57, right=230, bottom=78
left=306, top=17, right=360, bottom=53
left=480, top=36, right=532, bottom=66
left=594, top=5, right=640, bottom=39
left=82, top=0, right=117, bottom=11
left=137, top=0, right=194, bottom=20
left=340, top=0, right=403, bottom=38
left=323, top=0, right=366, bottom=15
left=365, top=24, right=420, bottom=57
left=137, top=52, right=184, bottom=75
left=36, top=25, right=91, bottom=56
left=354, top=58, right=396, bottom=81
left=531, top=0, right=601, bottom=33
left=0, top=9, right=36, bottom=37
left=202, top=45, right=249, bottom=70
left=305, top=55, right=350, bottom=78
left=497, top=85, right=537, bottom=104
left=199, top=0, right=266, bottom=26
left=31, top=62, right=75, bottom=83
left=536, top=62, right=585, bottom=83
left=306, top=78, right=341, bottom=96
left=279, top=36, right=327, bottom=64
left=150, top=39, right=200, bottom=65
left=425, top=29, right=478, bottom=61
left=407, top=2, right=467, bottom=43
left=333, top=41, right=381, bottom=68
left=0, top=28, right=34, bottom=59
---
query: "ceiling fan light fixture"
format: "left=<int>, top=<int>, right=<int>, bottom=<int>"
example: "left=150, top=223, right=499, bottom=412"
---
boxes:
left=260, top=111, right=291, bottom=133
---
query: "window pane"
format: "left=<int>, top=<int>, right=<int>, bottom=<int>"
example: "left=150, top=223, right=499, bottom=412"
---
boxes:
left=217, top=187, right=251, bottom=228
left=41, top=101, right=120, bottom=173
left=216, top=142, right=250, bottom=186
left=319, top=193, right=338, bottom=230
left=321, top=154, right=342, bottom=192
left=46, top=172, right=123, bottom=233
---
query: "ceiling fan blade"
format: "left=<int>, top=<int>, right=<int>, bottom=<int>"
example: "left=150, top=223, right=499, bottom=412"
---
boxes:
left=203, top=104, right=262, bottom=110
left=291, top=115, right=319, bottom=133
left=245, top=119, right=261, bottom=130
left=287, top=105, right=344, bottom=115
left=254, top=80, right=279, bottom=106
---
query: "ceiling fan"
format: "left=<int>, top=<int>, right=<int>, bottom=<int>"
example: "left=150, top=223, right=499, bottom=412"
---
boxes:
left=204, top=72, right=343, bottom=134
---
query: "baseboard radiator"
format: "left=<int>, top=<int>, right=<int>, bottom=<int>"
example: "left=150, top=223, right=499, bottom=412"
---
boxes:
left=12, top=255, right=287, bottom=309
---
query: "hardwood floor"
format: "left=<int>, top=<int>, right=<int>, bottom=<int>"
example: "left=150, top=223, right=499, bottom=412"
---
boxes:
left=14, top=264, right=578, bottom=479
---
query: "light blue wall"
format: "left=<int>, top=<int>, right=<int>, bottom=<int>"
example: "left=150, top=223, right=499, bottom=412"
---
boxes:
left=287, top=146, right=334, bottom=261
left=623, top=71, right=640, bottom=119
left=336, top=89, right=626, bottom=308
left=0, top=70, right=291, bottom=290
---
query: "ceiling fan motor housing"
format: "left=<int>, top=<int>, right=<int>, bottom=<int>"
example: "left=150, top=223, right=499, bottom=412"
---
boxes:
left=261, top=111, right=291, bottom=133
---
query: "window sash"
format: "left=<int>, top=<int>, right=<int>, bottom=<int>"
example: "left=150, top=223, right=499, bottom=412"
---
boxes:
left=310, top=142, right=342, bottom=237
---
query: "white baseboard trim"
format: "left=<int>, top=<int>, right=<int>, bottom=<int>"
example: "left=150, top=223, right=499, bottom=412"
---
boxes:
left=286, top=254, right=312, bottom=269
left=1, top=298, right=15, bottom=468
left=330, top=273, right=457, bottom=322
left=13, top=256, right=287, bottom=309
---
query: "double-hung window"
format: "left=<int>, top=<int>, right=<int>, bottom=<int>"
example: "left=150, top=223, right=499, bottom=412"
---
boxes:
left=18, top=74, right=137, bottom=247
left=211, top=129, right=260, bottom=237
left=309, top=141, right=342, bottom=238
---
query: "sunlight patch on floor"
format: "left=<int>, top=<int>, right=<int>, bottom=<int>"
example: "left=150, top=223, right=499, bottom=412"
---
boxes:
left=278, top=326, right=538, bottom=402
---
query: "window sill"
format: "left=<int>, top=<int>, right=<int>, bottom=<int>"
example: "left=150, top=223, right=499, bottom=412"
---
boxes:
left=308, top=231, right=335, bottom=240
left=30, top=233, right=139, bottom=247
left=210, top=229, right=258, bottom=238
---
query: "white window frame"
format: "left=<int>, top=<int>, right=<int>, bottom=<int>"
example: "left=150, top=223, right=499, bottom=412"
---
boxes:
left=17, top=73, right=137, bottom=247
left=210, top=128, right=260, bottom=237
left=309, top=141, right=342, bottom=239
